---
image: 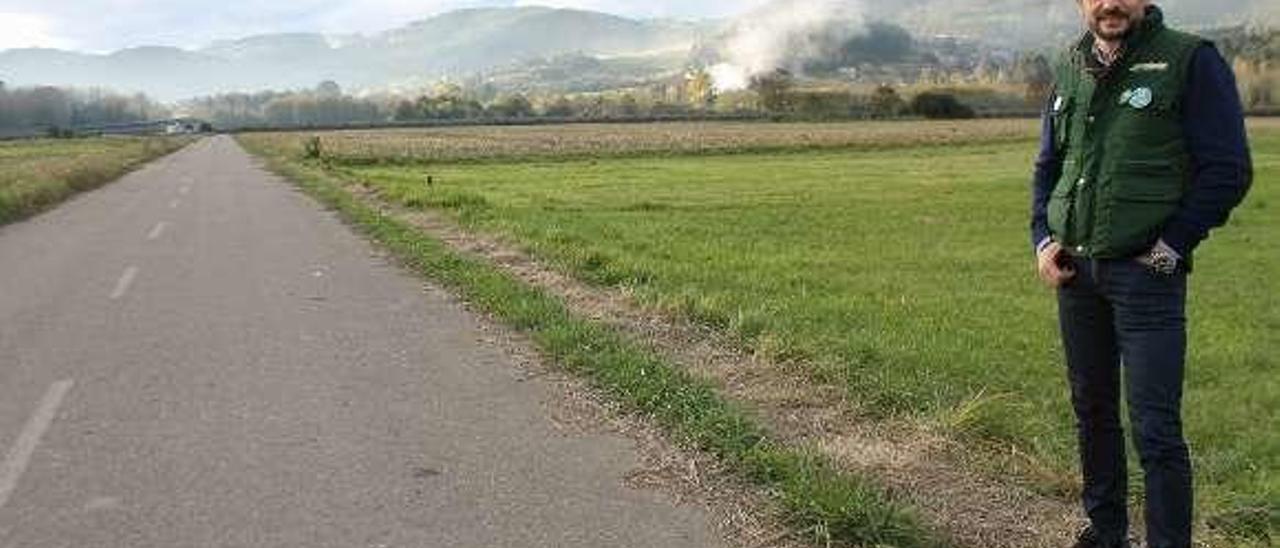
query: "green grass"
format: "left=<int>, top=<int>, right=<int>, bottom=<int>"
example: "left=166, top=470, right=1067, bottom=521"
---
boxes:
left=0, top=137, right=191, bottom=225
left=263, top=126, right=1280, bottom=543
left=240, top=136, right=941, bottom=548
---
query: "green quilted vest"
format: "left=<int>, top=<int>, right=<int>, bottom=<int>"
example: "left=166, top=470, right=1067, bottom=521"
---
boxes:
left=1046, top=8, right=1206, bottom=258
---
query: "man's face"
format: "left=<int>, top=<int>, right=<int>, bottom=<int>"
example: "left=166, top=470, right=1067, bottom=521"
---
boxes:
left=1078, top=0, right=1150, bottom=41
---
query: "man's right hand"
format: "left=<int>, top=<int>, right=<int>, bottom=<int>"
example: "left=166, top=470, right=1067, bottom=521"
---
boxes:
left=1037, top=241, right=1076, bottom=288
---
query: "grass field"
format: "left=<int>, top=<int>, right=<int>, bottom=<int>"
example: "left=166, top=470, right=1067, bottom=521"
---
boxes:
left=242, top=119, right=1277, bottom=544
left=0, top=136, right=191, bottom=225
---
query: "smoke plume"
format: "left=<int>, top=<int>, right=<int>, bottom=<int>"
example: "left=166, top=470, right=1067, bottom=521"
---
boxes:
left=711, top=0, right=866, bottom=91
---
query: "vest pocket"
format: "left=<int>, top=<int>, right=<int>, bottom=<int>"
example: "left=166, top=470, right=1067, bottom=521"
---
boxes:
left=1112, top=160, right=1183, bottom=202
left=1104, top=160, right=1183, bottom=255
left=1046, top=161, right=1079, bottom=239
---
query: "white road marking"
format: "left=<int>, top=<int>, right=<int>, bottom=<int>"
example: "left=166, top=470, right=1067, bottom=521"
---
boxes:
left=109, top=266, right=139, bottom=300
left=0, top=380, right=75, bottom=510
left=146, top=222, right=168, bottom=241
left=168, top=199, right=180, bottom=209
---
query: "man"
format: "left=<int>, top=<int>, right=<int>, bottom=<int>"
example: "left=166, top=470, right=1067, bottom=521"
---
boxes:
left=1029, top=1, right=1252, bottom=547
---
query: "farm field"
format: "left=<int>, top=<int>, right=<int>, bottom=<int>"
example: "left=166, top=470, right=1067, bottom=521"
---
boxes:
left=241, top=119, right=1277, bottom=543
left=0, top=136, right=192, bottom=225
left=281, top=119, right=1040, bottom=163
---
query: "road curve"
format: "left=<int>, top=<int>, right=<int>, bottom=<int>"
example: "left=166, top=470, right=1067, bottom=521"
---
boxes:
left=0, top=136, right=721, bottom=547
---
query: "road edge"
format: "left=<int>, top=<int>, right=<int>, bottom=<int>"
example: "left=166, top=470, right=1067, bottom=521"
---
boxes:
left=236, top=136, right=945, bottom=548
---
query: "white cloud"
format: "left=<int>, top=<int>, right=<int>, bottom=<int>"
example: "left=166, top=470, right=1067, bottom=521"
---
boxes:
left=0, top=12, right=73, bottom=49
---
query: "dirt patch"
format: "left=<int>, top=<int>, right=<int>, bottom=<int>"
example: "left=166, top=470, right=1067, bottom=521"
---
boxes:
left=352, top=181, right=1087, bottom=547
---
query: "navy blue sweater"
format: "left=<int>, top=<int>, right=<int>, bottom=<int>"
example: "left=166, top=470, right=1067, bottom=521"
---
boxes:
left=1029, top=45, right=1253, bottom=258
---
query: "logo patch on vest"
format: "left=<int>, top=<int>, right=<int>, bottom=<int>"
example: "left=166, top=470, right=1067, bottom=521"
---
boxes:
left=1119, top=87, right=1154, bottom=109
left=1131, top=62, right=1169, bottom=72
left=1052, top=95, right=1065, bottom=114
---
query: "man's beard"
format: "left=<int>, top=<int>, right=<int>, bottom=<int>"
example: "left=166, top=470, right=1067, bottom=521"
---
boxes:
left=1089, top=6, right=1141, bottom=41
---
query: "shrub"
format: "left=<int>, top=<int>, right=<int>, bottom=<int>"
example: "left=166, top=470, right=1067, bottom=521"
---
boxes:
left=910, top=92, right=976, bottom=119
left=304, top=136, right=323, bottom=159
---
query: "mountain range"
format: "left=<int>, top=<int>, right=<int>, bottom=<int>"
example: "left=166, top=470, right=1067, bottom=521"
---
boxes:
left=0, top=1, right=1274, bottom=102
left=0, top=7, right=708, bottom=101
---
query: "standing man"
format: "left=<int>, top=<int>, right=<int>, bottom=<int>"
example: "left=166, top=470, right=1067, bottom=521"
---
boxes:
left=1029, top=1, right=1252, bottom=547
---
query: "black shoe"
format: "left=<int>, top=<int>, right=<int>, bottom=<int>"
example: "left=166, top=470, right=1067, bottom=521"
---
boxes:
left=1072, top=526, right=1133, bottom=548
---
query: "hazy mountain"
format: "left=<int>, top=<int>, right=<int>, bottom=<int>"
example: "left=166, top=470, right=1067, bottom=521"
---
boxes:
left=0, top=7, right=710, bottom=101
left=482, top=51, right=692, bottom=94
left=201, top=33, right=334, bottom=62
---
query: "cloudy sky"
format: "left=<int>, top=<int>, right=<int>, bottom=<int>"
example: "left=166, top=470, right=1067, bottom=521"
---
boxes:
left=0, top=0, right=760, bottom=52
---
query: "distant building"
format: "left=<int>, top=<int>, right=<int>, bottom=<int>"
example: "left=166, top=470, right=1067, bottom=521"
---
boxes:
left=78, top=118, right=210, bottom=136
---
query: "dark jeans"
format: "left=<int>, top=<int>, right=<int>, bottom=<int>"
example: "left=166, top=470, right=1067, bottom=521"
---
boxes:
left=1058, top=256, right=1192, bottom=548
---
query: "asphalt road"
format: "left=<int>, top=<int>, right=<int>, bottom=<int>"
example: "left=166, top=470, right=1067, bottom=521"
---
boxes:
left=0, top=136, right=720, bottom=547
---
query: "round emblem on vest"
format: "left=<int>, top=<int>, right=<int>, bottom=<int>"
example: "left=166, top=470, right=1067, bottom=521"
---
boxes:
left=1128, top=87, right=1154, bottom=109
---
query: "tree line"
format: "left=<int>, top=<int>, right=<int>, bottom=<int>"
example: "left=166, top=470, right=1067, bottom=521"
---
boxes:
left=1211, top=27, right=1280, bottom=110
left=185, top=71, right=1059, bottom=132
left=0, top=82, right=171, bottom=136
left=5, top=25, right=1273, bottom=137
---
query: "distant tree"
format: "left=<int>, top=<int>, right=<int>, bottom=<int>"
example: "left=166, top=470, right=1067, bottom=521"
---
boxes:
left=0, top=85, right=8, bottom=128
left=542, top=96, right=575, bottom=117
left=472, top=81, right=500, bottom=103
left=911, top=92, right=975, bottom=119
left=1208, top=27, right=1279, bottom=65
left=1014, top=53, right=1054, bottom=106
left=871, top=84, right=906, bottom=117
left=685, top=68, right=716, bottom=108
left=650, top=101, right=692, bottom=117
left=617, top=93, right=640, bottom=117
left=973, top=56, right=1002, bottom=85
left=489, top=94, right=533, bottom=118
left=1232, top=57, right=1277, bottom=108
left=181, top=88, right=387, bottom=129
left=28, top=87, right=74, bottom=128
left=750, top=69, right=795, bottom=113
left=394, top=99, right=419, bottom=121
left=791, top=89, right=862, bottom=118
left=578, top=95, right=606, bottom=118
left=132, top=93, right=151, bottom=120
left=400, top=84, right=484, bottom=120
left=316, top=80, right=343, bottom=98
left=0, top=84, right=171, bottom=132
left=432, top=81, right=463, bottom=99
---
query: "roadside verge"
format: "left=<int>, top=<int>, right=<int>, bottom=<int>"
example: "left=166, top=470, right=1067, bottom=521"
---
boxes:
left=238, top=137, right=942, bottom=548
left=0, top=137, right=194, bottom=227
